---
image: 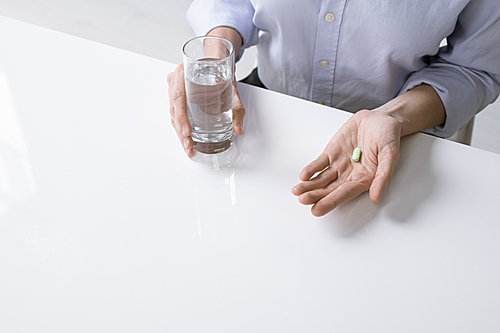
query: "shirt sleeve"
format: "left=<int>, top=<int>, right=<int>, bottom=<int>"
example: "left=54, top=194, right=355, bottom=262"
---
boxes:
left=399, top=0, right=500, bottom=138
left=187, top=0, right=259, bottom=61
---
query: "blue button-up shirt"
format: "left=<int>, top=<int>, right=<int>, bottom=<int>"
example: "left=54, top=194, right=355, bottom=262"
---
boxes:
left=188, top=0, right=500, bottom=137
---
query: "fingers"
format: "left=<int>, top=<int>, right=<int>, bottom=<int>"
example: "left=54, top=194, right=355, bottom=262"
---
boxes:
left=311, top=181, right=369, bottom=217
left=294, top=155, right=396, bottom=216
left=297, top=183, right=340, bottom=205
left=167, top=64, right=195, bottom=157
left=170, top=65, right=191, bottom=136
left=299, top=153, right=330, bottom=181
left=233, top=81, right=245, bottom=135
left=369, top=145, right=399, bottom=203
left=292, top=167, right=338, bottom=196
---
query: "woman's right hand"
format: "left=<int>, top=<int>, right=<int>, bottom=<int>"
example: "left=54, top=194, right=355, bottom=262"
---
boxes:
left=167, top=63, right=246, bottom=158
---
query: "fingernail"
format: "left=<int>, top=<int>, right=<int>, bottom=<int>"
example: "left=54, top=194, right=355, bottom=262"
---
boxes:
left=183, top=138, right=189, bottom=149
left=238, top=121, right=243, bottom=129
left=182, top=125, right=190, bottom=136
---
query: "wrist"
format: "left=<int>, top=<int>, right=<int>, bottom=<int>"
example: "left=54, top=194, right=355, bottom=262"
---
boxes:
left=373, top=97, right=411, bottom=137
left=207, top=27, right=243, bottom=56
left=373, top=84, right=446, bottom=137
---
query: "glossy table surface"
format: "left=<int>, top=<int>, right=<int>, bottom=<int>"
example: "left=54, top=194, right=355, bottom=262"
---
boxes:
left=1, top=15, right=500, bottom=332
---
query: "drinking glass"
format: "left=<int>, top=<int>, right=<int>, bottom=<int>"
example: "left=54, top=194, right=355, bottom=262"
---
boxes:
left=183, top=36, right=235, bottom=154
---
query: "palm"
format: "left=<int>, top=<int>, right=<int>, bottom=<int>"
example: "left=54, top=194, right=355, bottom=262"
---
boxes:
left=292, top=110, right=401, bottom=216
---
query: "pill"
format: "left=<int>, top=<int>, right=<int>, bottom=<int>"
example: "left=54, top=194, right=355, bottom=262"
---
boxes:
left=352, top=148, right=361, bottom=162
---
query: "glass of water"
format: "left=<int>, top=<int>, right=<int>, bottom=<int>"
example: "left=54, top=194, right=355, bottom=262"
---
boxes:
left=183, top=36, right=235, bottom=154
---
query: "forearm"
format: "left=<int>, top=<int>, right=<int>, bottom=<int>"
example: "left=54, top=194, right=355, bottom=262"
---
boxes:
left=374, top=84, right=446, bottom=137
left=207, top=27, right=243, bottom=59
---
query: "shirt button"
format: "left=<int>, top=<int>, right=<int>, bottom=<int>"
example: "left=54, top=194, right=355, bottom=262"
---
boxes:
left=317, top=99, right=326, bottom=105
left=320, top=59, right=329, bottom=67
left=325, top=12, right=335, bottom=22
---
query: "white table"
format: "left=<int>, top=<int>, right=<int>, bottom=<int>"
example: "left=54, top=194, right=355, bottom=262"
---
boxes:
left=1, top=15, right=500, bottom=332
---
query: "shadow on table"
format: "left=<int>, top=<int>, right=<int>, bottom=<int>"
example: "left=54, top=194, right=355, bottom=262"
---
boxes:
left=322, top=134, right=436, bottom=237
left=384, top=134, right=437, bottom=223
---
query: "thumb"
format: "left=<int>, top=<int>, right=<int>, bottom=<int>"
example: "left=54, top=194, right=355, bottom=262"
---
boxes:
left=233, top=81, right=246, bottom=135
left=369, top=145, right=399, bottom=203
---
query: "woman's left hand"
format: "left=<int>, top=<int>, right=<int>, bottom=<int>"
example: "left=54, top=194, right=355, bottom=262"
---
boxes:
left=292, top=109, right=401, bottom=217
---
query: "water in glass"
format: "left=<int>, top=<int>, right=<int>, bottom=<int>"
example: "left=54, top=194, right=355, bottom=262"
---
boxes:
left=185, top=59, right=234, bottom=154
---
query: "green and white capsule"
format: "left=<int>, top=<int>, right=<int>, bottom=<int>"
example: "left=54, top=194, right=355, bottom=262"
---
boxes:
left=352, top=148, right=361, bottom=162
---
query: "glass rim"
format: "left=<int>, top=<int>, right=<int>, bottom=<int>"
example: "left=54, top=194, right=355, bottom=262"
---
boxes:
left=182, top=36, right=235, bottom=62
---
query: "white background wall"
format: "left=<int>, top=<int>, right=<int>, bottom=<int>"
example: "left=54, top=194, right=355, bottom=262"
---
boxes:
left=0, top=0, right=498, bottom=154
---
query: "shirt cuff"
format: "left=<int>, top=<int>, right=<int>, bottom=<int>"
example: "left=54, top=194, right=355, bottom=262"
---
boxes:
left=399, top=60, right=500, bottom=138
